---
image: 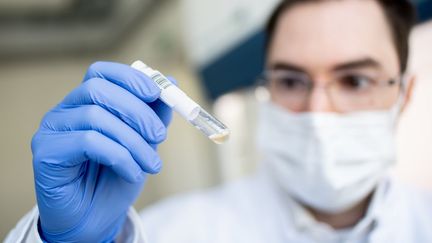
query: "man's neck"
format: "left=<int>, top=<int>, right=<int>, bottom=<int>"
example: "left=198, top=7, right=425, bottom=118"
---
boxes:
left=306, top=193, right=373, bottom=229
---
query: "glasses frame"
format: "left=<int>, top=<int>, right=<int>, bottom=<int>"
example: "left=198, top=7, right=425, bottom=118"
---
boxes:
left=256, top=69, right=405, bottom=112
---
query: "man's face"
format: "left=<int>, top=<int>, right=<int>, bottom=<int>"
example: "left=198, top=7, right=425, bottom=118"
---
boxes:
left=266, top=0, right=404, bottom=113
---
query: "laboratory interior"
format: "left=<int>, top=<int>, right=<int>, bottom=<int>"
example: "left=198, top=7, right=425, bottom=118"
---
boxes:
left=1, top=0, right=432, bottom=239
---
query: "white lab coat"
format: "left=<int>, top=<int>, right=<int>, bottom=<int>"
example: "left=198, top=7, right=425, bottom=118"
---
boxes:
left=5, top=171, right=432, bottom=243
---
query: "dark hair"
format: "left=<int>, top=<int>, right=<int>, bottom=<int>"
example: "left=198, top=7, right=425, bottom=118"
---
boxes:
left=265, top=0, right=416, bottom=73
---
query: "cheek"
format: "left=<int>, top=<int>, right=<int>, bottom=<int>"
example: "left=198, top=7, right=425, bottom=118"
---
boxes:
left=357, top=86, right=401, bottom=110
left=270, top=91, right=305, bottom=113
left=271, top=94, right=286, bottom=108
left=270, top=90, right=289, bottom=110
left=382, top=86, right=402, bottom=107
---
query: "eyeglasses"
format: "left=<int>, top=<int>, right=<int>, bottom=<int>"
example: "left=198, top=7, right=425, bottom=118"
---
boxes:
left=260, top=69, right=402, bottom=112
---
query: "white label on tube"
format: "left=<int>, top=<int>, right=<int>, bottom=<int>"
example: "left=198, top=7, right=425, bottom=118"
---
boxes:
left=132, top=60, right=200, bottom=121
left=150, top=73, right=172, bottom=90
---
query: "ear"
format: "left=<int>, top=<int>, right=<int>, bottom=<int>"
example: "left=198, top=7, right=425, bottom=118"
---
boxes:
left=400, top=74, right=416, bottom=114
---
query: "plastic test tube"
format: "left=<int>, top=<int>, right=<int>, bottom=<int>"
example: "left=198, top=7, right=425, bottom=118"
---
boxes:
left=131, top=60, right=230, bottom=144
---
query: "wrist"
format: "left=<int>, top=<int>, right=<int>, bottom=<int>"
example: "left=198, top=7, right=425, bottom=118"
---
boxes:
left=37, top=212, right=127, bottom=243
left=37, top=218, right=49, bottom=243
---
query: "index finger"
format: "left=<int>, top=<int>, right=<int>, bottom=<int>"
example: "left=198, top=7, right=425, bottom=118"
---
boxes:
left=83, top=61, right=161, bottom=103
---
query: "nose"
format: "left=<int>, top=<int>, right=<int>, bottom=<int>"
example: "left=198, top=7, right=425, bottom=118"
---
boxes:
left=305, top=83, right=337, bottom=112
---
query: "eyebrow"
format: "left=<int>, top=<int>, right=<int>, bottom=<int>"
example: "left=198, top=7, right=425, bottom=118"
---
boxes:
left=332, top=58, right=382, bottom=72
left=268, top=58, right=382, bottom=73
left=268, top=62, right=307, bottom=73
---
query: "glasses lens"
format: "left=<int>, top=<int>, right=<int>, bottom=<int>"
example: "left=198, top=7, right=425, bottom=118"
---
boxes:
left=266, top=70, right=311, bottom=110
left=330, top=74, right=401, bottom=111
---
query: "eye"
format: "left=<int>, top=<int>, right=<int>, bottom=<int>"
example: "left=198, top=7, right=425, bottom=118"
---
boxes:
left=338, top=75, right=375, bottom=92
left=273, top=74, right=309, bottom=91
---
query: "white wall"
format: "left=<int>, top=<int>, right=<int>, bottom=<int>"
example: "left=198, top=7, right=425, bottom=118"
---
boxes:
left=394, top=21, right=432, bottom=189
left=181, top=0, right=280, bottom=66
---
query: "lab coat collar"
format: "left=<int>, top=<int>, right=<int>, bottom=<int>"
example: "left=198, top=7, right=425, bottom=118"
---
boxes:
left=259, top=169, right=393, bottom=242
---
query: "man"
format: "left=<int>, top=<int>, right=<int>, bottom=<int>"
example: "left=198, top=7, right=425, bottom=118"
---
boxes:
left=6, top=0, right=432, bottom=242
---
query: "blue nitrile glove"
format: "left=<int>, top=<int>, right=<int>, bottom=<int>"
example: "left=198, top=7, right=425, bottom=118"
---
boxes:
left=31, top=61, right=174, bottom=242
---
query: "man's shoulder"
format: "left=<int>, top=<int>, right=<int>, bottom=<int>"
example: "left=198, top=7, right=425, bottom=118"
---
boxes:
left=390, top=179, right=432, bottom=219
left=141, top=177, right=254, bottom=215
left=139, top=187, right=223, bottom=223
left=393, top=180, right=432, bottom=206
left=388, top=179, right=432, bottom=239
left=138, top=176, right=259, bottom=242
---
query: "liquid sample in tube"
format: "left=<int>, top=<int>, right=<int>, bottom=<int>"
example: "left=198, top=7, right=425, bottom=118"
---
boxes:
left=189, top=109, right=230, bottom=144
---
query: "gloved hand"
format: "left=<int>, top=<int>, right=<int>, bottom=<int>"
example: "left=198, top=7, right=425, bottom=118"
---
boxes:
left=32, top=61, right=173, bottom=242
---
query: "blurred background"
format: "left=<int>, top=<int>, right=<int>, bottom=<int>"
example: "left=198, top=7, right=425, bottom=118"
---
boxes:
left=0, top=0, right=431, bottom=239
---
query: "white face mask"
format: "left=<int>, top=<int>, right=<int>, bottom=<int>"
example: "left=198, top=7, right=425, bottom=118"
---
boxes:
left=256, top=101, right=399, bottom=213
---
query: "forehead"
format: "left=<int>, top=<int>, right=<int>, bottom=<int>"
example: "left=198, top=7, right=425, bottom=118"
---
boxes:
left=268, top=0, right=399, bottom=75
